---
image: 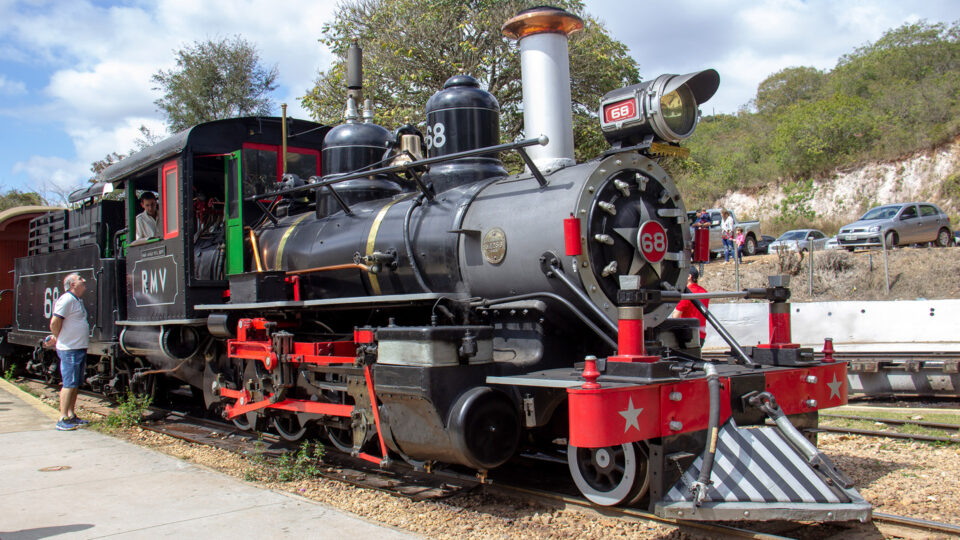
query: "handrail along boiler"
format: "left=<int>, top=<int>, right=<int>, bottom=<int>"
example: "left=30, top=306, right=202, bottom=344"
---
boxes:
left=0, top=6, right=869, bottom=522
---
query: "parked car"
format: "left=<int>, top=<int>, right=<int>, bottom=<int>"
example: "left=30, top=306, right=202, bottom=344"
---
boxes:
left=686, top=208, right=763, bottom=256
left=824, top=236, right=841, bottom=250
left=767, top=229, right=830, bottom=253
left=837, top=202, right=952, bottom=250
left=756, top=234, right=776, bottom=254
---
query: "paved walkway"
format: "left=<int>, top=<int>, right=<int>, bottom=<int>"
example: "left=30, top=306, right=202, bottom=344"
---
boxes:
left=0, top=379, right=416, bottom=539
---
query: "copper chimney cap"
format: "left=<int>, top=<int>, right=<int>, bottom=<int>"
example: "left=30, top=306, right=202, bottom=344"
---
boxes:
left=502, top=6, right=584, bottom=40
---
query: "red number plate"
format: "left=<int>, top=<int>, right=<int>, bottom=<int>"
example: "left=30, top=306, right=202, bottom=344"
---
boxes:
left=603, top=98, right=637, bottom=124
left=637, top=220, right=668, bottom=264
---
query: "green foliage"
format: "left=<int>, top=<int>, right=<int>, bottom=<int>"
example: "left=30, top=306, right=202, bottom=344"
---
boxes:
left=153, top=36, right=278, bottom=132
left=89, top=125, right=164, bottom=178
left=940, top=172, right=960, bottom=201
left=100, top=390, right=153, bottom=429
left=772, top=94, right=877, bottom=176
left=774, top=178, right=818, bottom=228
left=244, top=437, right=325, bottom=482
left=3, top=363, right=16, bottom=381
left=754, top=66, right=825, bottom=115
left=0, top=190, right=45, bottom=211
left=300, top=0, right=639, bottom=160
left=677, top=19, right=960, bottom=206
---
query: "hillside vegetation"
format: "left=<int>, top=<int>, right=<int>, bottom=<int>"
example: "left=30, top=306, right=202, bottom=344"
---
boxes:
left=675, top=20, right=960, bottom=217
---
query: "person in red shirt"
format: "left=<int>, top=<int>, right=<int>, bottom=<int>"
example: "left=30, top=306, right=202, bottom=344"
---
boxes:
left=670, top=267, right=709, bottom=341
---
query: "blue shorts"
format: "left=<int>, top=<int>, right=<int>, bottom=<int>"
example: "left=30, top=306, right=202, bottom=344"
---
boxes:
left=58, top=349, right=87, bottom=389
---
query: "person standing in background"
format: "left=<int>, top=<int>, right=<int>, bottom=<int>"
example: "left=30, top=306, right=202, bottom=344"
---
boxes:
left=720, top=209, right=734, bottom=263
left=670, top=267, right=709, bottom=342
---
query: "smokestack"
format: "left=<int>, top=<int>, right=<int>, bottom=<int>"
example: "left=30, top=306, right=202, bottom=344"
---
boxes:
left=346, top=41, right=363, bottom=102
left=503, top=6, right=583, bottom=172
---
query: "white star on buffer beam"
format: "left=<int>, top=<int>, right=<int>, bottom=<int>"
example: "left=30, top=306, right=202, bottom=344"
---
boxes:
left=619, top=398, right=643, bottom=433
left=827, top=375, right=843, bottom=400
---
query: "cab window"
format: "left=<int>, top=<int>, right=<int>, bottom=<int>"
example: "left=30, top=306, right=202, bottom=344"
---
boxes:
left=162, top=160, right=179, bottom=238
left=900, top=205, right=918, bottom=220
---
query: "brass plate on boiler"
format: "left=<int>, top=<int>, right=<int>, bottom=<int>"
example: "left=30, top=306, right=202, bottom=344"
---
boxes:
left=482, top=228, right=507, bottom=265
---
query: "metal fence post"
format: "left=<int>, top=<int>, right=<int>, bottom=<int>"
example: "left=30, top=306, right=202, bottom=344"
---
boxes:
left=881, top=233, right=890, bottom=294
left=734, top=253, right=740, bottom=291
left=808, top=240, right=814, bottom=297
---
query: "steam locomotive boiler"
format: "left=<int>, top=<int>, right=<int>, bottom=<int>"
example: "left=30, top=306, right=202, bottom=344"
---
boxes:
left=1, top=6, right=870, bottom=523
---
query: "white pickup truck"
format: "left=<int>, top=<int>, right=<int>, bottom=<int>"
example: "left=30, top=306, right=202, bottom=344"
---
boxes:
left=687, top=208, right=763, bottom=257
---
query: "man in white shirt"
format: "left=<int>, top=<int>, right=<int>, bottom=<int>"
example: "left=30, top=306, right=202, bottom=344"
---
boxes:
left=136, top=192, right=160, bottom=240
left=720, top=209, right=735, bottom=263
left=48, top=273, right=90, bottom=431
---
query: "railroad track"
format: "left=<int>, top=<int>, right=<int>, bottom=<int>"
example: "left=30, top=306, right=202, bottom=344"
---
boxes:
left=816, top=411, right=960, bottom=443
left=139, top=409, right=803, bottom=538
left=142, top=409, right=960, bottom=539
left=14, top=376, right=960, bottom=536
left=873, top=512, right=960, bottom=537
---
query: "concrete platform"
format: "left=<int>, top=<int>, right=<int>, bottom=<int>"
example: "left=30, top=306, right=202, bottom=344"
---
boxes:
left=0, top=380, right=416, bottom=539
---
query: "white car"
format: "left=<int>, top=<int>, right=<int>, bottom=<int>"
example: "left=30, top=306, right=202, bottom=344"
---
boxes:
left=824, top=236, right=841, bottom=250
left=767, top=229, right=830, bottom=253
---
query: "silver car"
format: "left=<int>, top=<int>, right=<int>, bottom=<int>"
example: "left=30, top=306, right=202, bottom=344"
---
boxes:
left=837, top=202, right=953, bottom=249
left=767, top=229, right=829, bottom=253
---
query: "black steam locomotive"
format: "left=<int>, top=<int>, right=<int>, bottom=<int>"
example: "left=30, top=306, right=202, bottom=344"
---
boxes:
left=0, top=7, right=870, bottom=522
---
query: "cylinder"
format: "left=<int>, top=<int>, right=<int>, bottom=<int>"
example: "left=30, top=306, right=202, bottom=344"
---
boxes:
left=564, top=214, right=582, bottom=256
left=503, top=7, right=583, bottom=172
left=618, top=318, right=644, bottom=356
left=768, top=302, right=792, bottom=345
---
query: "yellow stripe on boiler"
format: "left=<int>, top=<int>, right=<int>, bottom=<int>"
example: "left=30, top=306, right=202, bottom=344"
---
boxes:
left=274, top=213, right=312, bottom=271
left=366, top=195, right=412, bottom=295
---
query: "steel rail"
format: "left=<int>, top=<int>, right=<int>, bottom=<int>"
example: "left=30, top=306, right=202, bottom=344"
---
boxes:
left=821, top=413, right=960, bottom=431
left=811, top=425, right=959, bottom=443
left=873, top=512, right=960, bottom=535
left=487, top=483, right=796, bottom=540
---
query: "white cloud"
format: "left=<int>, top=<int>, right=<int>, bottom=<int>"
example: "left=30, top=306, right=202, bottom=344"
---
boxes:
left=3, top=0, right=960, bottom=195
left=12, top=155, right=90, bottom=201
left=3, top=0, right=340, bottom=193
left=47, top=61, right=159, bottom=128
left=589, top=0, right=960, bottom=113
left=0, top=75, right=26, bottom=95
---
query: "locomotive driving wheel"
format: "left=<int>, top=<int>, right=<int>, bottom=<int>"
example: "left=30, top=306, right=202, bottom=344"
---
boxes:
left=232, top=360, right=265, bottom=432
left=272, top=415, right=308, bottom=442
left=567, top=442, right=649, bottom=506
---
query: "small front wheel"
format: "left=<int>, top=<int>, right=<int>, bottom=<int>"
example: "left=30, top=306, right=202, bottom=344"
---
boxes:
left=568, top=442, right=649, bottom=506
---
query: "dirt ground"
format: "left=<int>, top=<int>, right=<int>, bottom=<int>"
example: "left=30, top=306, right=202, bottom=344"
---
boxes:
left=697, top=246, right=960, bottom=303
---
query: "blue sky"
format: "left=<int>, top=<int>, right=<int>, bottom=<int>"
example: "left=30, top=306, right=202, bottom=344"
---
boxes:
left=1, top=0, right=958, bottom=202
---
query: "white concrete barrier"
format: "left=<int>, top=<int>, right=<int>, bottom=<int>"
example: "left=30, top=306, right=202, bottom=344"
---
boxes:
left=703, top=299, right=960, bottom=352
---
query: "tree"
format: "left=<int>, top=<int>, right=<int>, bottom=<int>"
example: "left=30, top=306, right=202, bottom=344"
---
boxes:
left=89, top=125, right=166, bottom=178
left=301, top=0, right=639, bottom=163
left=754, top=66, right=825, bottom=115
left=153, top=36, right=278, bottom=132
left=0, top=189, right=45, bottom=212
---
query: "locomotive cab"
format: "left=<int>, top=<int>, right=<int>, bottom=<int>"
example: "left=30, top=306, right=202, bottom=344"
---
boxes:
left=104, top=118, right=329, bottom=325
left=99, top=118, right=329, bottom=388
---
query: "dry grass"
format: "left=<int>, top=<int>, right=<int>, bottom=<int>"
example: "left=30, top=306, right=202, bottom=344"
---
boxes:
left=700, top=246, right=960, bottom=302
